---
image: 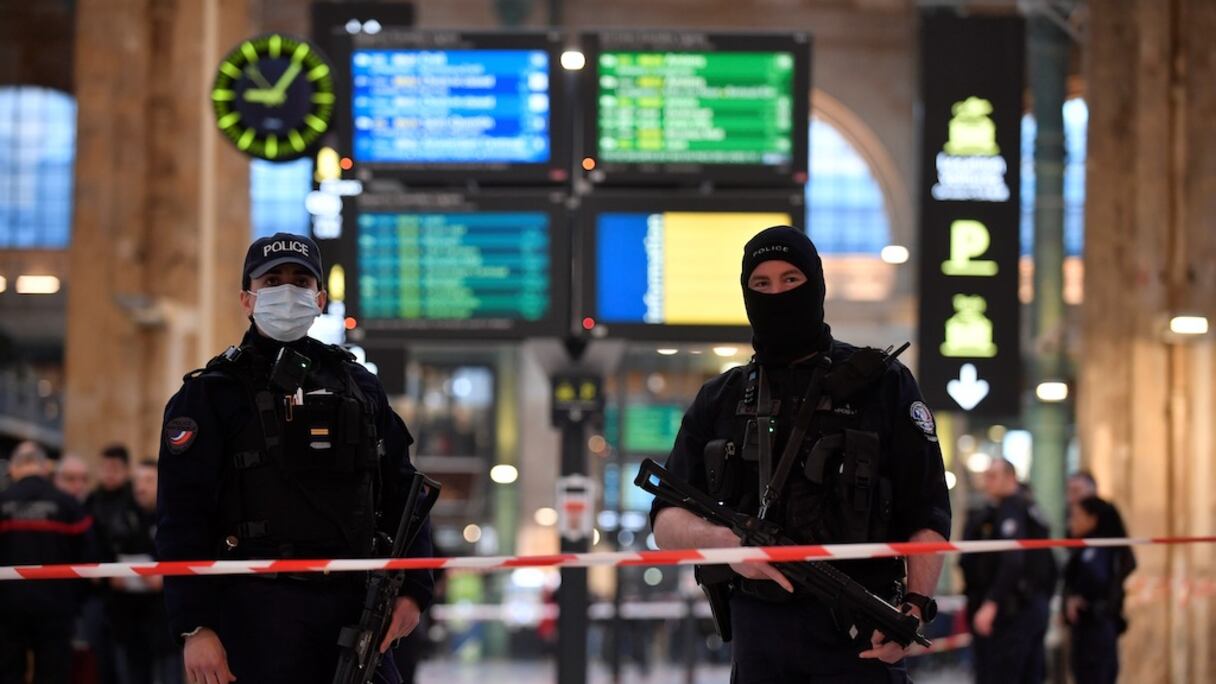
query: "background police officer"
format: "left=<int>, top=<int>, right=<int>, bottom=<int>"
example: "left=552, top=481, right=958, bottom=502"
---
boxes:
left=650, top=226, right=951, bottom=682
left=155, top=233, right=434, bottom=684
left=961, top=458, right=1056, bottom=684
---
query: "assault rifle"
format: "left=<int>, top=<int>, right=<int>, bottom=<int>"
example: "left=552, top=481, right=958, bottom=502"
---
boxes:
left=333, top=472, right=441, bottom=684
left=636, top=458, right=930, bottom=648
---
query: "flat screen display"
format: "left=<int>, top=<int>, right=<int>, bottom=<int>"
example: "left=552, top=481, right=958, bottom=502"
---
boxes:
left=348, top=192, right=568, bottom=338
left=351, top=49, right=551, bottom=164
left=337, top=31, right=569, bottom=184
left=580, top=193, right=804, bottom=340
left=582, top=31, right=810, bottom=186
left=597, top=51, right=794, bottom=166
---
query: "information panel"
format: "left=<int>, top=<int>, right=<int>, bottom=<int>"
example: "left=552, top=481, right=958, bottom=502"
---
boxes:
left=347, top=191, right=568, bottom=338
left=582, top=31, right=810, bottom=186
left=580, top=192, right=804, bottom=341
left=338, top=30, right=569, bottom=184
left=917, top=14, right=1024, bottom=417
left=352, top=49, right=551, bottom=164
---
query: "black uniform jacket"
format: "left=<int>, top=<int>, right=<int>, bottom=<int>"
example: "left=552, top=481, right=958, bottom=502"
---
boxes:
left=155, top=328, right=434, bottom=638
left=651, top=340, right=952, bottom=558
left=0, top=475, right=95, bottom=619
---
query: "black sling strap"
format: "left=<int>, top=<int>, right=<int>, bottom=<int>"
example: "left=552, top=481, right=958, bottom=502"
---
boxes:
left=756, top=367, right=773, bottom=499
left=757, top=356, right=832, bottom=520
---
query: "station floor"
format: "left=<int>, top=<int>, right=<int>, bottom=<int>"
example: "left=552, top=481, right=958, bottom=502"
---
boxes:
left=415, top=659, right=973, bottom=683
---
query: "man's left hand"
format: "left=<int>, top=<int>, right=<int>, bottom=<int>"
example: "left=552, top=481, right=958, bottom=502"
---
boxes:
left=858, top=605, right=921, bottom=664
left=378, top=596, right=422, bottom=654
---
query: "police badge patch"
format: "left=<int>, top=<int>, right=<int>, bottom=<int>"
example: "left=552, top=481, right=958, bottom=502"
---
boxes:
left=909, top=401, right=938, bottom=442
left=164, top=417, right=199, bottom=455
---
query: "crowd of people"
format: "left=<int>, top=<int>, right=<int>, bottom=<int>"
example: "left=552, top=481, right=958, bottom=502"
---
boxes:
left=0, top=440, right=180, bottom=684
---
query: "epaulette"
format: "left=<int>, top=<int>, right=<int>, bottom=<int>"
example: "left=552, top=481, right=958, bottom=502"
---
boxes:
left=822, top=342, right=910, bottom=403
left=182, top=345, right=248, bottom=382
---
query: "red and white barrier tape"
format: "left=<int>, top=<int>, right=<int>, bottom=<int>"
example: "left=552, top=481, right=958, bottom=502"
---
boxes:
left=1, top=535, right=1213, bottom=581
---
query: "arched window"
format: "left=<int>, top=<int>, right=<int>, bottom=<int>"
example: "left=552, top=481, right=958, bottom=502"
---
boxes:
left=805, top=115, right=892, bottom=255
left=0, top=87, right=76, bottom=249
left=249, top=157, right=313, bottom=239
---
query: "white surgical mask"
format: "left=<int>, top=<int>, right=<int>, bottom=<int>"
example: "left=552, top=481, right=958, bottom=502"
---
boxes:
left=249, top=284, right=321, bottom=342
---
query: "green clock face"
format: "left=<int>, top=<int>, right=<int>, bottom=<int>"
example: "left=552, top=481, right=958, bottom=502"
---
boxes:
left=211, top=34, right=336, bottom=161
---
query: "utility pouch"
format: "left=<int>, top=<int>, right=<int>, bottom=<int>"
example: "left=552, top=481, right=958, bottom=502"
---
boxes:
left=704, top=439, right=737, bottom=500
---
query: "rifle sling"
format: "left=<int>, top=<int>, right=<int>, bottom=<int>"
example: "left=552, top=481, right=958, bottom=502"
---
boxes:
left=759, top=357, right=830, bottom=519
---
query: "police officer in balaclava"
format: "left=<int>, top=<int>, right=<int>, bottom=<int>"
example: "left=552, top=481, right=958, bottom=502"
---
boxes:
left=155, top=233, right=434, bottom=684
left=651, top=226, right=951, bottom=682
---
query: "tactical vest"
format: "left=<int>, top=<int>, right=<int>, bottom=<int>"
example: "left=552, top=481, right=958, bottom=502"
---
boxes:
left=704, top=346, right=902, bottom=594
left=189, top=343, right=383, bottom=560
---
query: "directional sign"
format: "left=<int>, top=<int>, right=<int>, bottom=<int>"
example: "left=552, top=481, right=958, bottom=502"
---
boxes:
left=551, top=374, right=604, bottom=426
left=917, top=13, right=1024, bottom=416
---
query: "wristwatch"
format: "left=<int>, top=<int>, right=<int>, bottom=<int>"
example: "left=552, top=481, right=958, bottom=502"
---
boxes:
left=902, top=592, right=938, bottom=624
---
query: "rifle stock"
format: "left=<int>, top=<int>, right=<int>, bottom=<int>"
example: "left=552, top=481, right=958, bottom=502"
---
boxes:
left=636, top=458, right=930, bottom=648
left=332, top=472, right=441, bottom=684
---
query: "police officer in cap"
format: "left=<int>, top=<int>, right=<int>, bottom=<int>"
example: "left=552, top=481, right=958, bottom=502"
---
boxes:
left=651, top=226, right=951, bottom=682
left=156, top=233, right=433, bottom=684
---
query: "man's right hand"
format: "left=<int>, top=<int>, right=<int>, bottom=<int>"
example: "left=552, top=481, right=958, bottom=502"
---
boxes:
left=707, top=524, right=795, bottom=593
left=184, top=628, right=236, bottom=683
left=654, top=508, right=793, bottom=593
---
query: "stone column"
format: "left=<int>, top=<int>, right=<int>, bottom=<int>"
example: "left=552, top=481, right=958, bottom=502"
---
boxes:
left=1080, top=1, right=1216, bottom=681
left=65, top=0, right=251, bottom=462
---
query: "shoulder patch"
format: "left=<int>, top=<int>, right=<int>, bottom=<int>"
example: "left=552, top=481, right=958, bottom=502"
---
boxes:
left=163, top=417, right=199, bottom=455
left=909, top=401, right=938, bottom=442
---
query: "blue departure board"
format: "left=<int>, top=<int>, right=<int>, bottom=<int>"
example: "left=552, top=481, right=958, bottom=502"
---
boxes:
left=357, top=211, right=551, bottom=322
left=351, top=49, right=552, bottom=164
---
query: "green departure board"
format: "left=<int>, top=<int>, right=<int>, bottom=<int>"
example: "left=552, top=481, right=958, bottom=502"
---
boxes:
left=357, top=211, right=550, bottom=322
left=597, top=51, right=794, bottom=165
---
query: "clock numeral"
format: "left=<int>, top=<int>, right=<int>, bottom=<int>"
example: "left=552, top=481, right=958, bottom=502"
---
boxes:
left=240, top=42, right=259, bottom=64
left=292, top=43, right=311, bottom=64
left=216, top=112, right=242, bottom=129
left=237, top=128, right=256, bottom=151
left=311, top=93, right=336, bottom=105
left=288, top=130, right=306, bottom=152
left=219, top=62, right=242, bottom=79
left=304, top=114, right=328, bottom=133
left=265, top=135, right=279, bottom=159
left=211, top=89, right=236, bottom=102
left=307, top=64, right=331, bottom=82
left=269, top=34, right=283, bottom=59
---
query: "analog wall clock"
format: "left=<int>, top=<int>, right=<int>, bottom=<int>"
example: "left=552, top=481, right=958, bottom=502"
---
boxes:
left=211, top=33, right=336, bottom=161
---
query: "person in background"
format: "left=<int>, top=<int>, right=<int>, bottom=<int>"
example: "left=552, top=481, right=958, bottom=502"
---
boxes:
left=85, top=443, right=137, bottom=684
left=0, top=442, right=95, bottom=684
left=54, top=454, right=92, bottom=504
left=1064, top=496, right=1136, bottom=684
left=108, top=459, right=182, bottom=684
left=960, top=458, right=1057, bottom=684
left=1066, top=471, right=1097, bottom=507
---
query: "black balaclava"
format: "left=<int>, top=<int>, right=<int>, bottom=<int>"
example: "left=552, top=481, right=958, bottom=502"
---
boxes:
left=740, top=225, right=832, bottom=363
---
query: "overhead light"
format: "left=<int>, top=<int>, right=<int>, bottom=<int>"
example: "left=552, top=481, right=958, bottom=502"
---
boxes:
left=712, top=346, right=738, bottom=357
left=490, top=464, right=519, bottom=484
left=362, top=19, right=382, bottom=34
left=561, top=50, right=586, bottom=70
left=1035, top=381, right=1069, bottom=403
left=0, top=275, right=6, bottom=293
left=15, top=275, right=60, bottom=294
left=463, top=524, right=482, bottom=543
left=533, top=507, right=558, bottom=527
left=880, top=245, right=910, bottom=264
left=965, top=451, right=992, bottom=474
left=1170, top=315, right=1209, bottom=336
left=656, top=348, right=678, bottom=356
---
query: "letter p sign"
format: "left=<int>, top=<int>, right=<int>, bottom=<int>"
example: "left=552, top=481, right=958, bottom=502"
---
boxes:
left=942, top=220, right=998, bottom=277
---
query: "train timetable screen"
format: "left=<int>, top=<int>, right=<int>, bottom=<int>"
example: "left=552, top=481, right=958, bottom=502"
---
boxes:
left=351, top=49, right=552, bottom=164
left=595, top=210, right=793, bottom=326
left=357, top=211, right=551, bottom=323
left=596, top=51, right=794, bottom=165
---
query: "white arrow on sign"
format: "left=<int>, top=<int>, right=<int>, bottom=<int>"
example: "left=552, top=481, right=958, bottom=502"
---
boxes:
left=947, top=363, right=990, bottom=411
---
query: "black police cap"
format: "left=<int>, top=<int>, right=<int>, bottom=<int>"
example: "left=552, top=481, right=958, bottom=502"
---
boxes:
left=243, top=233, right=324, bottom=289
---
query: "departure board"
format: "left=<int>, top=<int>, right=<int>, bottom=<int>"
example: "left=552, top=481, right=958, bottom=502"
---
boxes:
left=351, top=49, right=552, bottom=164
left=580, top=193, right=805, bottom=340
left=358, top=212, right=549, bottom=320
left=597, top=51, right=794, bottom=165
left=581, top=31, right=810, bottom=186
